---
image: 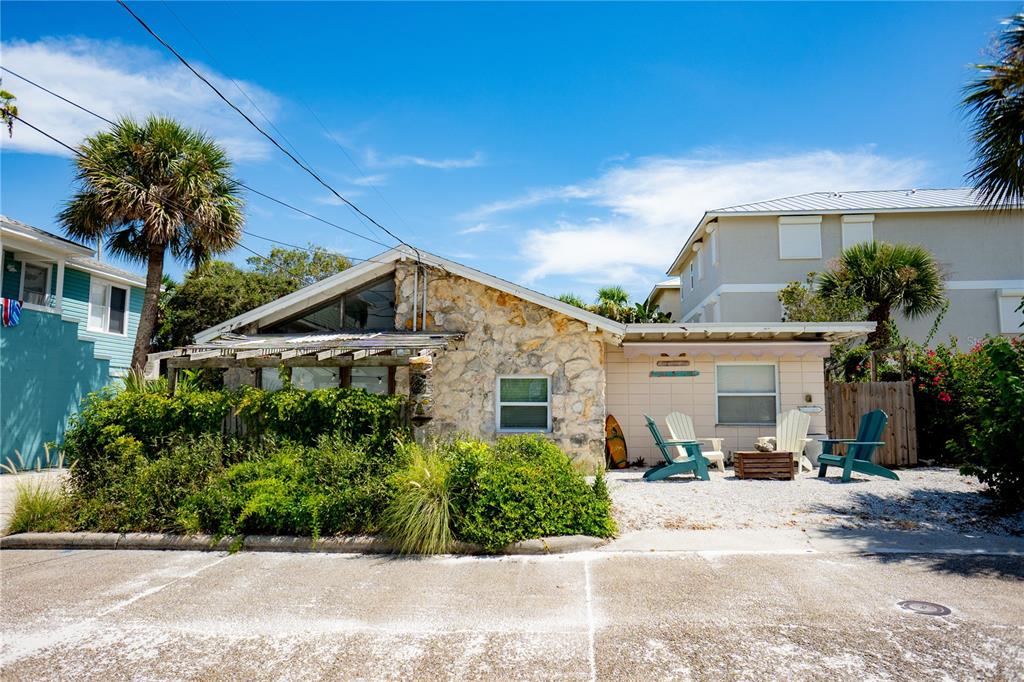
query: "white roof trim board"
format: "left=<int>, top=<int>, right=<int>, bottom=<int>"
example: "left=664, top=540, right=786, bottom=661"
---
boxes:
left=667, top=187, right=1016, bottom=275
left=1, top=215, right=94, bottom=257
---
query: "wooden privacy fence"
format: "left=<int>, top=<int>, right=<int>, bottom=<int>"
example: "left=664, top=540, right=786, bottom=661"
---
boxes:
left=825, top=380, right=918, bottom=467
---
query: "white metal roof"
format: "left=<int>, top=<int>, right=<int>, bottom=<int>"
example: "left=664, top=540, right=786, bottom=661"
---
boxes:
left=0, top=215, right=94, bottom=256
left=667, top=187, right=1018, bottom=275
left=711, top=188, right=988, bottom=215
left=622, top=322, right=875, bottom=343
left=68, top=256, right=146, bottom=287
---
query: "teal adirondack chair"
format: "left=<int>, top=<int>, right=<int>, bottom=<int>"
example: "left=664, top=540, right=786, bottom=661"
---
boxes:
left=817, top=409, right=899, bottom=482
left=642, top=415, right=710, bottom=482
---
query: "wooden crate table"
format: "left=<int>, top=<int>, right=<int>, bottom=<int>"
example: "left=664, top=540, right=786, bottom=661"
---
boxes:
left=732, top=451, right=795, bottom=480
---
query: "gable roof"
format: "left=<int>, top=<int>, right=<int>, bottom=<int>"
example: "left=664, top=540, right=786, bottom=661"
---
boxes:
left=667, top=187, right=1017, bottom=275
left=195, top=245, right=626, bottom=343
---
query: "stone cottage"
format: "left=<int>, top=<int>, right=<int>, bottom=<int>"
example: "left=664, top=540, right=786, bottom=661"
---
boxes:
left=177, top=246, right=871, bottom=468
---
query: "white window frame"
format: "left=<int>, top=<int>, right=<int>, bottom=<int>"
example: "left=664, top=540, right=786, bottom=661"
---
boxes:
left=709, top=230, right=719, bottom=267
left=841, top=214, right=874, bottom=250
left=87, top=279, right=130, bottom=336
left=778, top=216, right=822, bottom=260
left=696, top=247, right=704, bottom=280
left=997, top=290, right=1024, bottom=334
left=689, top=261, right=696, bottom=290
left=495, top=375, right=551, bottom=433
left=19, top=260, right=53, bottom=311
left=714, top=361, right=779, bottom=426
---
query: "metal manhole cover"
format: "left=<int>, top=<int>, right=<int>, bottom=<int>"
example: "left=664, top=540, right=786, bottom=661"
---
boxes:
left=897, top=600, right=951, bottom=616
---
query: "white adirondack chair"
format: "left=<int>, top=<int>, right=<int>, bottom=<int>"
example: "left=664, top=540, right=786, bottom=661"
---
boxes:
left=665, top=412, right=726, bottom=472
left=776, top=409, right=813, bottom=473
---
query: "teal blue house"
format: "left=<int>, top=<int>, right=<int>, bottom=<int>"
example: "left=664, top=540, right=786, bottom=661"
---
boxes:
left=1, top=216, right=146, bottom=469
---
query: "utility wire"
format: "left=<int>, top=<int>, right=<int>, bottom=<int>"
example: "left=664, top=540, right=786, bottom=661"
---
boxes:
left=1, top=65, right=394, bottom=252
left=10, top=113, right=391, bottom=267
left=116, top=0, right=419, bottom=259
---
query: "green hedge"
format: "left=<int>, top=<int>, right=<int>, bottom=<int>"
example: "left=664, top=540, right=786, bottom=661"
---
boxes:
left=38, top=387, right=616, bottom=550
left=63, top=386, right=408, bottom=487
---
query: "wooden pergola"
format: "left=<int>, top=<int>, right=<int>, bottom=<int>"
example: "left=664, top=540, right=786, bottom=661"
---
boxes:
left=161, top=331, right=462, bottom=393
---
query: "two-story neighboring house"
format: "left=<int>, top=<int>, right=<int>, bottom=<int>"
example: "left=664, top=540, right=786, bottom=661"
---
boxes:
left=0, top=216, right=146, bottom=468
left=665, top=189, right=1024, bottom=346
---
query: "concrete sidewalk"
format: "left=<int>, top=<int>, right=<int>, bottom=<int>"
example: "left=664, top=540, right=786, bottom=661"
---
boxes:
left=604, top=526, right=1024, bottom=555
left=2, top=548, right=1022, bottom=680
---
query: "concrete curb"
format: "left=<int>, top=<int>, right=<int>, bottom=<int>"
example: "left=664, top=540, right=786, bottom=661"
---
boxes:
left=0, top=532, right=605, bottom=556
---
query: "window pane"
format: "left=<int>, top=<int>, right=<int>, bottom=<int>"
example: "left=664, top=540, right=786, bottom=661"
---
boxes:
left=108, top=287, right=127, bottom=334
left=500, top=378, right=547, bottom=403
left=23, top=264, right=48, bottom=305
left=351, top=366, right=388, bottom=394
left=261, top=368, right=285, bottom=391
left=717, top=365, right=775, bottom=393
left=292, top=367, right=339, bottom=390
left=842, top=222, right=873, bottom=249
left=273, top=298, right=342, bottom=333
left=343, top=277, right=396, bottom=330
left=718, top=396, right=776, bottom=425
left=500, top=405, right=548, bottom=430
left=88, top=282, right=107, bottom=330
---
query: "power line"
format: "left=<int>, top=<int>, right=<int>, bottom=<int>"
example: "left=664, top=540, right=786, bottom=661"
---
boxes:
left=2, top=66, right=394, bottom=252
left=116, top=0, right=419, bottom=259
left=11, top=112, right=391, bottom=268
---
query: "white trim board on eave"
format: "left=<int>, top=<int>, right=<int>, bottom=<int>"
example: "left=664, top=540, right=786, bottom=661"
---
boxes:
left=195, top=245, right=626, bottom=343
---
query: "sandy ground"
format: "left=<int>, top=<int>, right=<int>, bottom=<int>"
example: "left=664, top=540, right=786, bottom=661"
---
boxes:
left=1, top=548, right=1022, bottom=680
left=0, top=470, right=66, bottom=532
left=608, top=467, right=1024, bottom=536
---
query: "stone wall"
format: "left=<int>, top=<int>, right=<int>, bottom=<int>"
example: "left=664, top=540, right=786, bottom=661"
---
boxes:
left=394, top=262, right=606, bottom=467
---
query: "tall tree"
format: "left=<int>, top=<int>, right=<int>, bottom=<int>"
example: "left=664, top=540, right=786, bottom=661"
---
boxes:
left=247, top=245, right=351, bottom=289
left=962, top=12, right=1024, bottom=207
left=59, top=116, right=244, bottom=371
left=817, top=242, right=946, bottom=349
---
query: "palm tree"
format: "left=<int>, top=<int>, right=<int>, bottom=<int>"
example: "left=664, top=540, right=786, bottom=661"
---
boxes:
left=596, top=285, right=629, bottom=307
left=817, top=242, right=946, bottom=349
left=962, top=12, right=1024, bottom=207
left=59, top=116, right=244, bottom=371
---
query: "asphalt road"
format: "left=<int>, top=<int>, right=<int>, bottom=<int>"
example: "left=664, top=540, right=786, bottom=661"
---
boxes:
left=1, top=548, right=1022, bottom=681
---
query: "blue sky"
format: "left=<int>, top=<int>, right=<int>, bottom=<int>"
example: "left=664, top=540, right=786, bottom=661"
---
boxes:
left=1, top=1, right=1017, bottom=299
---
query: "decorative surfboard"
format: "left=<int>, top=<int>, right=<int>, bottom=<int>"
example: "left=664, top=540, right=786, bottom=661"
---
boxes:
left=605, top=414, right=628, bottom=469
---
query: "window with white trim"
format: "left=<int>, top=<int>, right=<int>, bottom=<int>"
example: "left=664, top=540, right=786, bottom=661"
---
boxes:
left=997, top=291, right=1024, bottom=334
left=778, top=216, right=822, bottom=259
left=709, top=231, right=718, bottom=266
left=20, top=262, right=52, bottom=307
left=688, top=261, right=696, bottom=290
left=841, top=214, right=874, bottom=249
left=497, top=376, right=550, bottom=432
left=696, top=247, right=704, bottom=280
left=716, top=364, right=777, bottom=425
left=87, top=280, right=128, bottom=335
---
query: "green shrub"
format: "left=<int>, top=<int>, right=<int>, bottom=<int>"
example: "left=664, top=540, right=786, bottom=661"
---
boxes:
left=383, top=442, right=455, bottom=554
left=452, top=435, right=616, bottom=552
left=5, top=478, right=70, bottom=534
left=956, top=337, right=1024, bottom=509
left=63, top=386, right=409, bottom=487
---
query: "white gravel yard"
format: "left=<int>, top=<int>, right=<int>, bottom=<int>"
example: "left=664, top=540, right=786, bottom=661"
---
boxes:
left=608, top=467, right=1024, bottom=537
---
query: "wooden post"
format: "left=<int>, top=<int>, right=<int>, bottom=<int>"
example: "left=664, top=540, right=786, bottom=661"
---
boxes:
left=167, top=366, right=178, bottom=396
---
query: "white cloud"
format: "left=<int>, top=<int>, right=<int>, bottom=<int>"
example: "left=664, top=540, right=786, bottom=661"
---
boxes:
left=458, top=222, right=497, bottom=235
left=482, top=149, right=928, bottom=284
left=351, top=173, right=389, bottom=187
left=0, top=38, right=281, bottom=161
left=366, top=149, right=485, bottom=170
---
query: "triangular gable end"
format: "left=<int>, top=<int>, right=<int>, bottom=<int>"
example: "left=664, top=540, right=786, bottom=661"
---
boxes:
left=195, top=246, right=624, bottom=343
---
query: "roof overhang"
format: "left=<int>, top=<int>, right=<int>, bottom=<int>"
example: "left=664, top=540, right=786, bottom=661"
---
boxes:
left=1, top=219, right=94, bottom=259
left=621, top=322, right=874, bottom=344
left=623, top=340, right=832, bottom=359
left=646, top=278, right=680, bottom=303
left=166, top=331, right=463, bottom=369
left=196, top=245, right=626, bottom=343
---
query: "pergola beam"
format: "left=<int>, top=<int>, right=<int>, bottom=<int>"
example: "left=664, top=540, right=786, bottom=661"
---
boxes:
left=168, top=355, right=412, bottom=369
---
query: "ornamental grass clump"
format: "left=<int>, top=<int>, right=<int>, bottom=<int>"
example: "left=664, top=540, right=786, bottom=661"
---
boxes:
left=383, top=443, right=455, bottom=554
left=5, top=478, right=69, bottom=535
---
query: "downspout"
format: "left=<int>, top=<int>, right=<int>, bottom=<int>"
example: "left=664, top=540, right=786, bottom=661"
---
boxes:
left=421, top=267, right=428, bottom=331
left=411, top=264, right=418, bottom=332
